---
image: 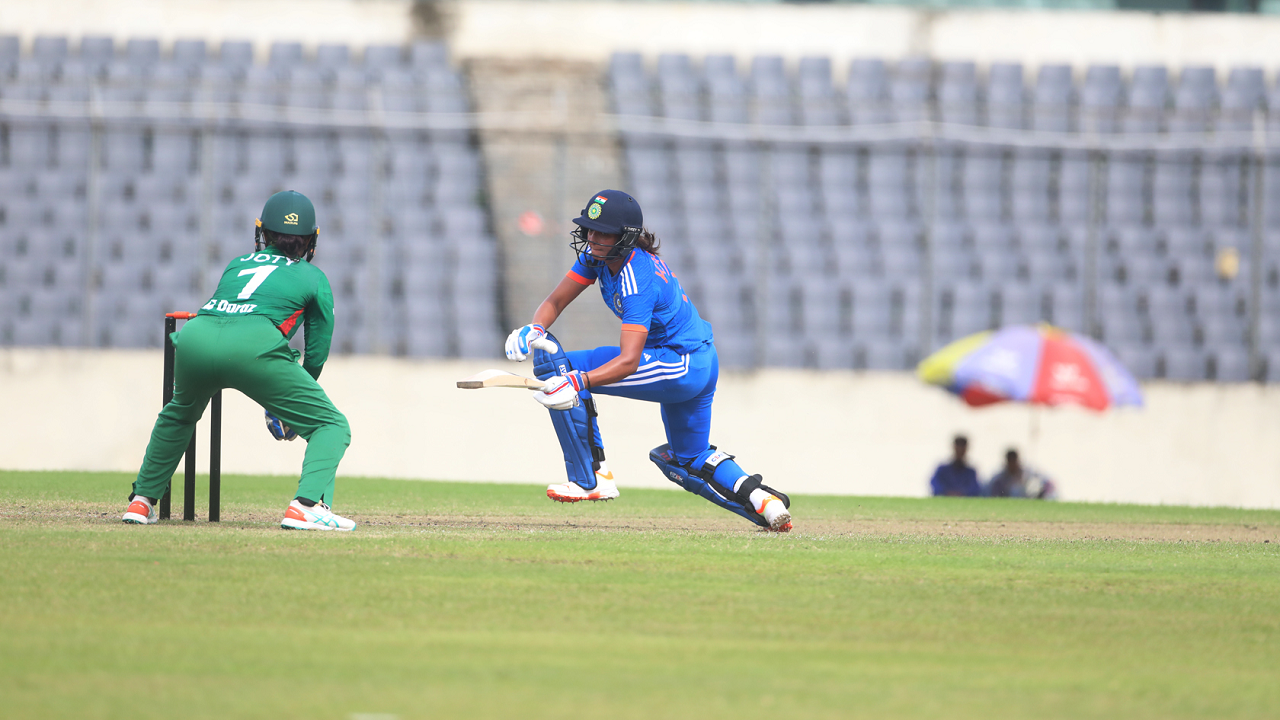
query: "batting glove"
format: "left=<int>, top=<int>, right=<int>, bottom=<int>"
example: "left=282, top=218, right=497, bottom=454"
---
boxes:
left=504, top=323, right=547, bottom=362
left=264, top=410, right=298, bottom=441
left=534, top=373, right=584, bottom=411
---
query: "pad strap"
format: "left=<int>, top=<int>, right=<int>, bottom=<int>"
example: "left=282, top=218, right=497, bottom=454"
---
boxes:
left=583, top=397, right=605, bottom=466
left=689, top=446, right=732, bottom=482
left=734, top=474, right=764, bottom=505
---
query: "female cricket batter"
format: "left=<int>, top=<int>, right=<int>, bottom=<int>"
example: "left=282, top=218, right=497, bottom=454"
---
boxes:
left=123, top=190, right=354, bottom=531
left=505, top=189, right=792, bottom=531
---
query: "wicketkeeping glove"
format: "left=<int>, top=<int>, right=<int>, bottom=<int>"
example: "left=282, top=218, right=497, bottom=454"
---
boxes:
left=264, top=410, right=298, bottom=441
left=533, top=372, right=586, bottom=411
left=504, top=323, right=546, bottom=362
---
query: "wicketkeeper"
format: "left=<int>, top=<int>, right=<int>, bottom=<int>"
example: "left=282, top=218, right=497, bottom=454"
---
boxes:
left=123, top=191, right=355, bottom=531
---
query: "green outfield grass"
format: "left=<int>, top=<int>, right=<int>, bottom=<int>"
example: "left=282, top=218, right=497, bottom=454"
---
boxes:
left=1, top=470, right=1278, bottom=720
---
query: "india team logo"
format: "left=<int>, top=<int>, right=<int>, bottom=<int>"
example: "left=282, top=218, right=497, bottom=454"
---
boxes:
left=612, top=292, right=623, bottom=312
left=587, top=203, right=603, bottom=220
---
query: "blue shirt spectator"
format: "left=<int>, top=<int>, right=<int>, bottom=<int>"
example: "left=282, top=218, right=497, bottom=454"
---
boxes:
left=930, top=435, right=981, bottom=497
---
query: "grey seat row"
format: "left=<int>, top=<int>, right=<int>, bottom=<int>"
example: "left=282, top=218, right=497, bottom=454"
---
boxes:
left=612, top=51, right=1272, bottom=130
left=0, top=36, right=450, bottom=82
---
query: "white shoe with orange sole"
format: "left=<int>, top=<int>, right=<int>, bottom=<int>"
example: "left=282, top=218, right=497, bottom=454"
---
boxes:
left=547, top=469, right=620, bottom=503
left=754, top=491, right=793, bottom=533
left=280, top=500, right=356, bottom=531
left=122, top=496, right=157, bottom=525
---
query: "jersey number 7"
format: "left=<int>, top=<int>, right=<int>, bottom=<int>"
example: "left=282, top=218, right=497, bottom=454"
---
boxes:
left=237, top=266, right=278, bottom=299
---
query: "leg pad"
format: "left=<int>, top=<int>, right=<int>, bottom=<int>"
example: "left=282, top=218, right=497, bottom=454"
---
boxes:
left=534, top=332, right=604, bottom=490
left=649, top=444, right=767, bottom=528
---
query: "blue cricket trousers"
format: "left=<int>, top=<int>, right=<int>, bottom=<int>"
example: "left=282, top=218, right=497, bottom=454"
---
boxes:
left=567, top=342, right=718, bottom=465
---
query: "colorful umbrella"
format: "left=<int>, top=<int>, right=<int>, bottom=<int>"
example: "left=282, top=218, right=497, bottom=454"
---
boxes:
left=917, top=324, right=1143, bottom=411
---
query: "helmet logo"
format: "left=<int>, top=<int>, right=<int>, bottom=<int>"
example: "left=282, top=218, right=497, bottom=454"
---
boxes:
left=284, top=213, right=299, bottom=225
left=587, top=203, right=603, bottom=220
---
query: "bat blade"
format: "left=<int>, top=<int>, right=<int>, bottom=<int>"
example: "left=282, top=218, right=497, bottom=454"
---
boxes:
left=457, top=369, right=547, bottom=391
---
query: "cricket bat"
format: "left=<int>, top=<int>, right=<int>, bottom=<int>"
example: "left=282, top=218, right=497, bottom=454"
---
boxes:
left=457, top=369, right=549, bottom=391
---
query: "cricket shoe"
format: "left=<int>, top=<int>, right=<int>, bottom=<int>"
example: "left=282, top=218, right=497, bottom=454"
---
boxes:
left=122, top=496, right=157, bottom=525
left=280, top=500, right=356, bottom=531
left=755, top=493, right=792, bottom=533
left=547, top=470, right=620, bottom=503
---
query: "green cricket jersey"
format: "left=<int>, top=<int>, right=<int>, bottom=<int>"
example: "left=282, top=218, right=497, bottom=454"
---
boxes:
left=198, top=245, right=336, bottom=379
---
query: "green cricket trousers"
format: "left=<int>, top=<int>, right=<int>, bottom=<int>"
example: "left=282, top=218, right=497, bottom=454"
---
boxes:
left=132, top=315, right=351, bottom=506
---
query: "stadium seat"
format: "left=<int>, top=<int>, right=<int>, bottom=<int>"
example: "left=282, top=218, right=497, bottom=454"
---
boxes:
left=1170, top=66, right=1217, bottom=133
left=658, top=53, right=699, bottom=121
left=1144, top=285, right=1188, bottom=320
left=1022, top=247, right=1065, bottom=285
left=1114, top=344, right=1158, bottom=380
left=1045, top=284, right=1084, bottom=331
left=411, top=41, right=448, bottom=70
left=268, top=41, right=304, bottom=69
left=1210, top=348, right=1252, bottom=382
left=750, top=55, right=791, bottom=125
left=364, top=44, right=404, bottom=76
left=1127, top=66, right=1169, bottom=133
left=424, top=69, right=468, bottom=115
left=1218, top=66, right=1265, bottom=133
left=1163, top=348, right=1207, bottom=381
left=846, top=58, right=889, bottom=125
left=77, top=36, right=114, bottom=75
left=285, top=66, right=325, bottom=109
left=985, top=62, right=1025, bottom=130
left=675, top=145, right=717, bottom=188
left=1150, top=314, right=1195, bottom=348
left=218, top=40, right=254, bottom=78
left=170, top=39, right=206, bottom=70
left=798, top=56, right=837, bottom=126
left=937, top=61, right=978, bottom=126
left=1030, top=65, right=1072, bottom=133
left=1079, top=65, right=1122, bottom=134
left=0, top=34, right=19, bottom=72
left=868, top=153, right=912, bottom=220
left=1098, top=311, right=1143, bottom=347
left=125, top=38, right=160, bottom=68
left=610, top=52, right=652, bottom=117
left=962, top=151, right=1003, bottom=223
left=315, top=43, right=350, bottom=71
left=891, top=58, right=931, bottom=123
left=33, top=36, right=69, bottom=67
left=996, top=284, right=1042, bottom=326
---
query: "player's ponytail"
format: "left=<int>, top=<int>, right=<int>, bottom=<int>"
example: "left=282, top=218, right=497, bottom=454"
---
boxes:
left=636, top=228, right=661, bottom=256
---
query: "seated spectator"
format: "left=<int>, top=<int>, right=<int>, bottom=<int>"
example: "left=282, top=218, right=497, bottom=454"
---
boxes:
left=985, top=449, right=1058, bottom=500
left=929, top=435, right=981, bottom=497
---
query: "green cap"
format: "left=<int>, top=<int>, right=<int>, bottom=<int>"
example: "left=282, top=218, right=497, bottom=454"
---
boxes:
left=258, top=190, right=317, bottom=235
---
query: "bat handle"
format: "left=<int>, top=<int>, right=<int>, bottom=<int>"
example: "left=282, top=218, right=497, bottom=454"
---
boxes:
left=529, top=337, right=559, bottom=354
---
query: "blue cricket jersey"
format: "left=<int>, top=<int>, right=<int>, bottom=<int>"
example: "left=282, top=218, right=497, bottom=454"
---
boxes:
left=568, top=249, right=713, bottom=353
